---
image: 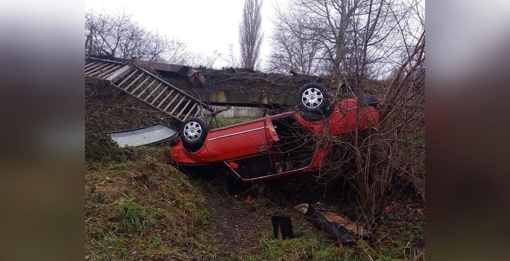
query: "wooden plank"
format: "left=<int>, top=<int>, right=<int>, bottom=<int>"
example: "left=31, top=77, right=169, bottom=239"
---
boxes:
left=137, top=79, right=157, bottom=98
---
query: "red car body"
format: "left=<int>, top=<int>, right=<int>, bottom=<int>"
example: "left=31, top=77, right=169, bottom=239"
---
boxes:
left=170, top=97, right=379, bottom=182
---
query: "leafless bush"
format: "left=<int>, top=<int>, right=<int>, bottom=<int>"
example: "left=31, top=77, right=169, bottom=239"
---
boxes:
left=316, top=32, right=425, bottom=223
left=265, top=0, right=425, bottom=223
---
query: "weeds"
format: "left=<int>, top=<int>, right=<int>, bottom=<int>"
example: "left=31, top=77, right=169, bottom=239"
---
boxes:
left=116, top=197, right=150, bottom=234
left=85, top=82, right=425, bottom=259
left=197, top=207, right=210, bottom=225
left=85, top=147, right=219, bottom=260
left=150, top=237, right=162, bottom=248
left=246, top=234, right=362, bottom=261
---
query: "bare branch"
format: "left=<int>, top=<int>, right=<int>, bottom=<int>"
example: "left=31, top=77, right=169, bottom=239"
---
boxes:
left=85, top=10, right=190, bottom=64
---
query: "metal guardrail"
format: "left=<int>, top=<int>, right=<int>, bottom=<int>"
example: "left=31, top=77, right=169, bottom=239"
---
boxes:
left=85, top=57, right=215, bottom=124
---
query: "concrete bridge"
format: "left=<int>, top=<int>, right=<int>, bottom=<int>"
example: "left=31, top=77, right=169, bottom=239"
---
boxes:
left=178, top=87, right=298, bottom=118
left=185, top=88, right=297, bottom=106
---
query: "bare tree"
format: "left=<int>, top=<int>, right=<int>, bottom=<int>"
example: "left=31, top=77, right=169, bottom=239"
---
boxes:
left=267, top=0, right=425, bottom=221
left=267, top=19, right=325, bottom=75
left=273, top=0, right=360, bottom=75
left=239, top=0, right=263, bottom=70
left=272, top=0, right=411, bottom=90
left=85, top=10, right=189, bottom=64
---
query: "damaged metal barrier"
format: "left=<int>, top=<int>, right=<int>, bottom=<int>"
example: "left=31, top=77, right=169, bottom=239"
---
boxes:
left=295, top=203, right=374, bottom=245
left=107, top=124, right=177, bottom=147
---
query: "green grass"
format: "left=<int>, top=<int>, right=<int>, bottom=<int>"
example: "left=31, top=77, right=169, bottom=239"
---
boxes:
left=240, top=215, right=425, bottom=261
left=197, top=175, right=424, bottom=261
left=403, top=131, right=425, bottom=147
left=116, top=197, right=150, bottom=234
left=210, top=117, right=257, bottom=128
left=85, top=130, right=424, bottom=261
left=197, top=207, right=210, bottom=225
left=150, top=237, right=162, bottom=248
left=86, top=65, right=425, bottom=260
left=85, top=146, right=219, bottom=260
left=244, top=234, right=363, bottom=261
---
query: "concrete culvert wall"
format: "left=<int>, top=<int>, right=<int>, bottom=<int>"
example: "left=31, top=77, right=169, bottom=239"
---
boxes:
left=211, top=105, right=264, bottom=118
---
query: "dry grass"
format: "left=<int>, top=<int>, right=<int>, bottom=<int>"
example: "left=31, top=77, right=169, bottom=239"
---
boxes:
left=85, top=73, right=424, bottom=260
left=83, top=142, right=424, bottom=261
left=85, top=147, right=218, bottom=260
left=193, top=174, right=425, bottom=261
left=85, top=80, right=174, bottom=163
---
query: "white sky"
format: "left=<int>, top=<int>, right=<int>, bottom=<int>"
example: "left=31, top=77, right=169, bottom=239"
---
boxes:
left=85, top=0, right=286, bottom=69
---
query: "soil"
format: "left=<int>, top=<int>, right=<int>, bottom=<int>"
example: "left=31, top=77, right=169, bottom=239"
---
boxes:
left=198, top=175, right=360, bottom=258
left=205, top=189, right=261, bottom=259
left=197, top=174, right=425, bottom=260
left=198, top=175, right=316, bottom=259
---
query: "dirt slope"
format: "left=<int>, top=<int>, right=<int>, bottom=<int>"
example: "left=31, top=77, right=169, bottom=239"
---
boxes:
left=85, top=72, right=424, bottom=260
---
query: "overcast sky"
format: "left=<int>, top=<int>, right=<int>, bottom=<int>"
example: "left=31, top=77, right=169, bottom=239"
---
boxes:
left=85, top=0, right=286, bottom=69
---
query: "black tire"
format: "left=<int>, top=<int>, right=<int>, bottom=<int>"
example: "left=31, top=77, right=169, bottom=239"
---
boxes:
left=296, top=83, right=330, bottom=114
left=170, top=136, right=180, bottom=146
left=180, top=117, right=208, bottom=152
left=323, top=103, right=335, bottom=118
left=300, top=105, right=335, bottom=122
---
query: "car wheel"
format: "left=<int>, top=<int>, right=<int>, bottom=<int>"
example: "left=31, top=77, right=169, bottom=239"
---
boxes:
left=180, top=117, right=208, bottom=152
left=301, top=107, right=334, bottom=122
left=297, top=83, right=330, bottom=113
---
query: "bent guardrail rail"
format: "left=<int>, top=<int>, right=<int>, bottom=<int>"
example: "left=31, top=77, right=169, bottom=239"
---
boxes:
left=85, top=56, right=215, bottom=125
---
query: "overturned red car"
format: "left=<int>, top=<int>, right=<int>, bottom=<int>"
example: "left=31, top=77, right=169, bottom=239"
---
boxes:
left=170, top=83, right=380, bottom=182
